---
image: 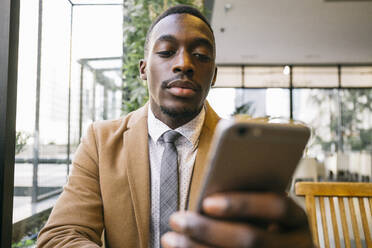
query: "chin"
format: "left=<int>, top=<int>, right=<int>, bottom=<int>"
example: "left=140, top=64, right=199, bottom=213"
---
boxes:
left=160, top=105, right=201, bottom=119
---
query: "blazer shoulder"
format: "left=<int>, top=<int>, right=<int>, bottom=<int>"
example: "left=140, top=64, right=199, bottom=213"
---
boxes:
left=88, top=103, right=148, bottom=148
left=87, top=112, right=133, bottom=147
left=93, top=114, right=130, bottom=135
left=91, top=103, right=148, bottom=136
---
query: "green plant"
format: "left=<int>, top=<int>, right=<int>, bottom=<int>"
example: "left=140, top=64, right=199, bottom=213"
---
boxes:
left=122, top=0, right=204, bottom=114
left=12, top=239, right=36, bottom=248
left=15, top=131, right=30, bottom=155
left=309, top=89, right=372, bottom=152
left=233, top=102, right=255, bottom=116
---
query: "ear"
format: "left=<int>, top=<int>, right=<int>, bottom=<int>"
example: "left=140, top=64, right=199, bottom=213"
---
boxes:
left=211, top=66, right=217, bottom=87
left=139, top=59, right=147, bottom=80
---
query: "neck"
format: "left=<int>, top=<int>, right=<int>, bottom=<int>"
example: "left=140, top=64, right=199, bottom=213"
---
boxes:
left=160, top=111, right=200, bottom=129
left=150, top=102, right=203, bottom=129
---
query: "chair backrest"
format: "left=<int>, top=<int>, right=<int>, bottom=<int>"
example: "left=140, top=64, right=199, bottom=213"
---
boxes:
left=295, top=182, right=372, bottom=248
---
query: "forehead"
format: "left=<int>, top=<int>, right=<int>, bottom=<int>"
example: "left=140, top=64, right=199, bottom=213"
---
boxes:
left=149, top=13, right=214, bottom=48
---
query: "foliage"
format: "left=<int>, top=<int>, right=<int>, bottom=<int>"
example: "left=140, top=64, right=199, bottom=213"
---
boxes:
left=12, top=239, right=36, bottom=248
left=12, top=227, right=38, bottom=248
left=15, top=131, right=30, bottom=155
left=122, top=0, right=204, bottom=114
left=233, top=102, right=255, bottom=116
left=12, top=211, right=50, bottom=248
left=309, top=89, right=372, bottom=152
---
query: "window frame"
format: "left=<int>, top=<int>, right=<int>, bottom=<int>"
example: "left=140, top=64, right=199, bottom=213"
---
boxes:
left=0, top=0, right=20, bottom=246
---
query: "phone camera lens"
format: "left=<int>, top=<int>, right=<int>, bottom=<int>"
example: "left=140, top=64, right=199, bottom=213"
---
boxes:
left=237, top=127, right=247, bottom=136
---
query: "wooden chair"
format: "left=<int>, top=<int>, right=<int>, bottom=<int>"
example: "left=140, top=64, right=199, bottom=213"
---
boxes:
left=295, top=182, right=372, bottom=248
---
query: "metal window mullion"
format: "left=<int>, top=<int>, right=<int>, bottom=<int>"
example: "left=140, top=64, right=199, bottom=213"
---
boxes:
left=32, top=0, right=43, bottom=203
left=92, top=71, right=97, bottom=121
left=66, top=4, right=74, bottom=177
left=289, top=65, right=293, bottom=120
left=337, top=65, right=343, bottom=153
left=103, top=85, right=108, bottom=120
left=0, top=0, right=20, bottom=246
left=79, top=64, right=84, bottom=140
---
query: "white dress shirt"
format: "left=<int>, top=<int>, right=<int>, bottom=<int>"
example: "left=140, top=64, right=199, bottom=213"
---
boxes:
left=148, top=106, right=205, bottom=248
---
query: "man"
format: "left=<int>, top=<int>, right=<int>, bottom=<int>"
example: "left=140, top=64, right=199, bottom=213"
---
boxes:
left=37, top=5, right=313, bottom=248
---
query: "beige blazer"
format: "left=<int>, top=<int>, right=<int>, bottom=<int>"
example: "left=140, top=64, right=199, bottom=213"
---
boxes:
left=37, top=103, right=220, bottom=248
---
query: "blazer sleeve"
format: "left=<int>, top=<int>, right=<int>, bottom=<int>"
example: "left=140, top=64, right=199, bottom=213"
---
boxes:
left=37, top=124, right=103, bottom=248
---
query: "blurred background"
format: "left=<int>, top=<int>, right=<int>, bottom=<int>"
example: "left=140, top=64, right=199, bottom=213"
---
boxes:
left=10, top=0, right=372, bottom=246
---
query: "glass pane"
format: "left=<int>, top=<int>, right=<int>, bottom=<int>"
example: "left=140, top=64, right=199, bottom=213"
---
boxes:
left=339, top=89, right=372, bottom=150
left=264, top=88, right=290, bottom=117
left=13, top=2, right=123, bottom=246
left=293, top=66, right=338, bottom=88
left=293, top=89, right=339, bottom=156
left=214, top=66, right=242, bottom=88
left=81, top=68, right=95, bottom=129
left=95, top=83, right=105, bottom=119
left=341, top=66, right=372, bottom=87
left=71, top=5, right=123, bottom=137
left=244, top=66, right=289, bottom=88
left=13, top=0, right=72, bottom=246
left=38, top=0, right=72, bottom=198
left=207, top=88, right=236, bottom=118
left=14, top=0, right=39, bottom=223
left=293, top=89, right=372, bottom=182
left=71, top=5, right=123, bottom=59
left=88, top=58, right=122, bottom=70
left=208, top=88, right=290, bottom=119
left=293, top=89, right=339, bottom=181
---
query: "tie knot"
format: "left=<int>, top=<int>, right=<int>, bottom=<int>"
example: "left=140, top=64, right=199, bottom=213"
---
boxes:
left=163, top=130, right=181, bottom=143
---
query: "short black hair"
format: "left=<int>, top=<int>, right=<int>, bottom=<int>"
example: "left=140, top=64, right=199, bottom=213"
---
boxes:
left=144, top=4, right=214, bottom=57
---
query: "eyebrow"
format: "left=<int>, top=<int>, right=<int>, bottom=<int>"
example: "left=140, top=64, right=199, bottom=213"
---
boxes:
left=156, top=34, right=177, bottom=44
left=191, top=37, right=214, bottom=53
left=155, top=35, right=214, bottom=53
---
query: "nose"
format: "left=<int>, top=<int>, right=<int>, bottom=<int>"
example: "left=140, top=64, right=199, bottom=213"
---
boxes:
left=172, top=50, right=194, bottom=77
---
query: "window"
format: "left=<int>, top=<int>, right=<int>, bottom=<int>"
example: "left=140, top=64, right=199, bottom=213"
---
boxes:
left=208, top=65, right=372, bottom=183
left=12, top=1, right=123, bottom=246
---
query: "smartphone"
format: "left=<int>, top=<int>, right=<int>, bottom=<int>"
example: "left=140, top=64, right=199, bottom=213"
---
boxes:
left=195, top=119, right=311, bottom=212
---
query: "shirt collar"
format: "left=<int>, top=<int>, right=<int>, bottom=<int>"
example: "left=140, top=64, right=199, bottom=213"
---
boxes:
left=147, top=105, right=205, bottom=148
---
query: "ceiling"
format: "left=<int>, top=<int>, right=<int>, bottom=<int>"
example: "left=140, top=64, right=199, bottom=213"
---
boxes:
left=210, top=0, right=372, bottom=65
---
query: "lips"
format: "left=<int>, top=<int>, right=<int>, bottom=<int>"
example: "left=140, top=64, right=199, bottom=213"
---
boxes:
left=166, top=80, right=198, bottom=98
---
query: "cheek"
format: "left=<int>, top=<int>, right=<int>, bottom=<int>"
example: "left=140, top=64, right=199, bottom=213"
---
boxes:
left=199, top=67, right=216, bottom=86
left=147, top=66, right=160, bottom=86
left=147, top=60, right=167, bottom=82
left=147, top=64, right=166, bottom=98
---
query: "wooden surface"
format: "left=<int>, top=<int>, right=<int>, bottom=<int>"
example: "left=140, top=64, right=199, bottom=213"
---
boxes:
left=306, top=195, right=319, bottom=247
left=329, top=197, right=341, bottom=248
left=295, top=182, right=372, bottom=248
left=296, top=182, right=372, bottom=197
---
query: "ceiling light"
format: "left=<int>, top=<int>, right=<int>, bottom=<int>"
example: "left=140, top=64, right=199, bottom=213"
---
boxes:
left=224, top=3, right=232, bottom=13
left=283, top=65, right=290, bottom=75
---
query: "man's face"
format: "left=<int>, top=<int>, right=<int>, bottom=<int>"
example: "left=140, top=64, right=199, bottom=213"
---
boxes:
left=140, top=14, right=217, bottom=120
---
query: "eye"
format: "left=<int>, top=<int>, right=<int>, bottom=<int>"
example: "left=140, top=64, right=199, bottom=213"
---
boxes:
left=156, top=50, right=175, bottom=58
left=193, top=53, right=211, bottom=62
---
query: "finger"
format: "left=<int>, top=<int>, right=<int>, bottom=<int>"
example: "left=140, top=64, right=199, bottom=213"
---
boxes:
left=169, top=211, right=264, bottom=247
left=169, top=212, right=314, bottom=248
left=202, top=192, right=308, bottom=228
left=161, top=232, right=212, bottom=248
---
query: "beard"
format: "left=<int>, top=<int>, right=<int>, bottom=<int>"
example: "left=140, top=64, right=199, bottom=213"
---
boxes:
left=160, top=105, right=202, bottom=120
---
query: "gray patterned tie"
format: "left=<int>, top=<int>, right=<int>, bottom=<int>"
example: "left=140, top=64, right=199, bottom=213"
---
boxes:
left=159, top=130, right=181, bottom=246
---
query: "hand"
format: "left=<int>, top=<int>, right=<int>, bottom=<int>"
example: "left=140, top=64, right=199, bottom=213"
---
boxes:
left=161, top=192, right=314, bottom=248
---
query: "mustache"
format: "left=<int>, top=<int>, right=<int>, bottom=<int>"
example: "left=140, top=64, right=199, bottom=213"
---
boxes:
left=161, top=75, right=201, bottom=90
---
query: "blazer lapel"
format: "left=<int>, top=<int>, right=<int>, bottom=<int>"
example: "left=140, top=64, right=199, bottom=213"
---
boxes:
left=124, top=104, right=150, bottom=248
left=188, top=103, right=220, bottom=211
left=123, top=102, right=220, bottom=246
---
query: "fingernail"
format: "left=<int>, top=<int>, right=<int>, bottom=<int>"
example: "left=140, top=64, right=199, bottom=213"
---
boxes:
left=161, top=232, right=179, bottom=247
left=170, top=212, right=188, bottom=230
left=203, top=196, right=228, bottom=214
